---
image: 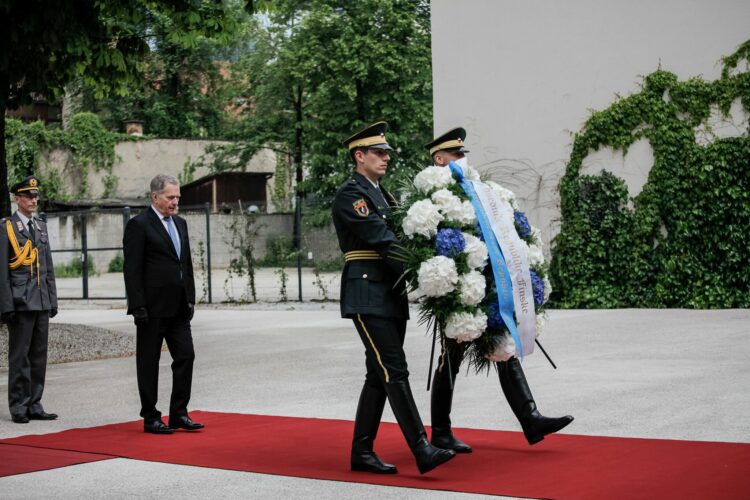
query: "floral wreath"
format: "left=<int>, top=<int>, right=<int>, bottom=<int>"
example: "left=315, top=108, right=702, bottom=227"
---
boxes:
left=393, top=162, right=551, bottom=371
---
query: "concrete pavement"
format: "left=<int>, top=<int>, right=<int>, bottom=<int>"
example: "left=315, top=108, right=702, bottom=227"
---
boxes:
left=1, top=306, right=749, bottom=498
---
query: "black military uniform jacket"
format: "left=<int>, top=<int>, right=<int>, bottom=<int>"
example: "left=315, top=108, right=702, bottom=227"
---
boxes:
left=332, top=172, right=409, bottom=320
left=0, top=212, right=57, bottom=314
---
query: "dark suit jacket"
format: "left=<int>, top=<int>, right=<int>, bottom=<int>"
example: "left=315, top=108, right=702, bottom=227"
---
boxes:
left=123, top=208, right=195, bottom=318
left=332, top=172, right=409, bottom=320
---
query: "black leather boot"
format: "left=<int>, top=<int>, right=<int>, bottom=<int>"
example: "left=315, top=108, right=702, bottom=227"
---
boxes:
left=431, top=346, right=472, bottom=453
left=351, top=383, right=397, bottom=474
left=385, top=380, right=456, bottom=474
left=498, top=357, right=574, bottom=445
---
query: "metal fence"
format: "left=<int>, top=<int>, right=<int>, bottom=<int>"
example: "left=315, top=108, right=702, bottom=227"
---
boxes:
left=42, top=202, right=342, bottom=303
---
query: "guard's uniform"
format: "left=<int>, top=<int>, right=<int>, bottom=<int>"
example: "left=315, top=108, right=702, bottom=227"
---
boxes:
left=333, top=171, right=409, bottom=384
left=0, top=177, right=57, bottom=421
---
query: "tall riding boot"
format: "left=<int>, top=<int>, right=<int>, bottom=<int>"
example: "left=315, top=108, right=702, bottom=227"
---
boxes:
left=385, top=380, right=456, bottom=474
left=431, top=353, right=472, bottom=453
left=498, top=357, right=574, bottom=445
left=351, top=383, right=397, bottom=474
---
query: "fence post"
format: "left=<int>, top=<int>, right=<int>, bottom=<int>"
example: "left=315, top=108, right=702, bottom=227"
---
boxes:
left=80, top=213, right=89, bottom=300
left=204, top=202, right=212, bottom=304
left=294, top=194, right=303, bottom=301
left=122, top=206, right=131, bottom=231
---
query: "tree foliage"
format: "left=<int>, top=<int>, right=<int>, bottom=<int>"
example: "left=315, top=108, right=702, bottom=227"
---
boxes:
left=1, top=0, right=250, bottom=216
left=197, top=0, right=434, bottom=219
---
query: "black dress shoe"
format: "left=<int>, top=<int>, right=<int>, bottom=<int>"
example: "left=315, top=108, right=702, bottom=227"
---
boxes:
left=29, top=410, right=58, bottom=420
left=144, top=419, right=175, bottom=434
left=168, top=416, right=204, bottom=430
left=11, top=414, right=29, bottom=424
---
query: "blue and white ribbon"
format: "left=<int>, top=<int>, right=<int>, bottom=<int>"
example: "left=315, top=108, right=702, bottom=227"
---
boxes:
left=449, top=161, right=536, bottom=357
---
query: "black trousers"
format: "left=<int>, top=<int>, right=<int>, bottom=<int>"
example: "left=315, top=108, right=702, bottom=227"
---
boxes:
left=352, top=314, right=409, bottom=386
left=136, top=310, right=195, bottom=421
left=7, top=311, right=49, bottom=418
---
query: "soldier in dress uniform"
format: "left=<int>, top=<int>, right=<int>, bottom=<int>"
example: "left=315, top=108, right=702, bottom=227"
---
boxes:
left=426, top=127, right=573, bottom=452
left=0, top=175, right=58, bottom=424
left=332, top=121, right=456, bottom=475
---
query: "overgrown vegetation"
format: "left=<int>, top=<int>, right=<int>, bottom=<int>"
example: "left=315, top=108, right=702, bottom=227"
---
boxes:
left=551, top=41, right=750, bottom=308
left=5, top=113, right=121, bottom=199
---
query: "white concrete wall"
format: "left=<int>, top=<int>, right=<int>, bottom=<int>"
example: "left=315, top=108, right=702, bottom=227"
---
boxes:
left=42, top=139, right=278, bottom=207
left=431, top=0, right=750, bottom=249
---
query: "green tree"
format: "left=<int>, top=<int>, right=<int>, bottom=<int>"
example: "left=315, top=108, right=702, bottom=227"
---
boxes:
left=1, top=0, right=251, bottom=216
left=199, top=0, right=434, bottom=219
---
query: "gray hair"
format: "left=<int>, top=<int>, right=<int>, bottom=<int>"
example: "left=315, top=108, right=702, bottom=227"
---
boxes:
left=150, top=174, right=179, bottom=195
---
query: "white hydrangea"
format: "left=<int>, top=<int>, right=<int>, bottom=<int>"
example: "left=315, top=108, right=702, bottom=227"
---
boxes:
left=402, top=199, right=443, bottom=238
left=527, top=243, right=545, bottom=267
left=416, top=256, right=458, bottom=297
left=456, top=201, right=477, bottom=225
left=486, top=181, right=519, bottom=210
left=543, top=275, right=552, bottom=302
left=536, top=311, right=549, bottom=337
left=458, top=270, right=486, bottom=306
left=414, top=166, right=454, bottom=194
left=430, top=189, right=465, bottom=221
left=462, top=233, right=488, bottom=270
left=462, top=164, right=482, bottom=181
left=486, top=334, right=517, bottom=362
left=445, top=310, right=488, bottom=343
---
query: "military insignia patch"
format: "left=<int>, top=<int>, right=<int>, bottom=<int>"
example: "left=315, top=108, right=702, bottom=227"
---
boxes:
left=353, top=199, right=370, bottom=217
left=16, top=220, right=23, bottom=232
left=29, top=178, right=38, bottom=187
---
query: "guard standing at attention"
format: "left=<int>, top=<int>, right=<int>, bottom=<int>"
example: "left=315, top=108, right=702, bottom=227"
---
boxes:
left=426, top=127, right=573, bottom=452
left=0, top=175, right=59, bottom=424
left=332, top=121, right=455, bottom=475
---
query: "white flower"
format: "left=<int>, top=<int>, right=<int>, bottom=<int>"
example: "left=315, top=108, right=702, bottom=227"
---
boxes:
left=445, top=310, right=488, bottom=343
left=486, top=181, right=519, bottom=210
left=543, top=275, right=552, bottom=302
left=402, top=199, right=443, bottom=238
left=462, top=164, right=481, bottom=181
left=430, top=189, right=464, bottom=221
left=462, top=233, right=488, bottom=270
left=417, top=256, right=458, bottom=297
left=456, top=201, right=477, bottom=225
left=414, top=166, right=453, bottom=193
left=458, top=270, right=486, bottom=306
left=536, top=311, right=549, bottom=337
left=527, top=243, right=545, bottom=267
left=486, top=334, right=517, bottom=362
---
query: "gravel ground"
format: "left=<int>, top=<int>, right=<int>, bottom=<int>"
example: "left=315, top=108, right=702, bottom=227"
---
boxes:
left=0, top=322, right=135, bottom=368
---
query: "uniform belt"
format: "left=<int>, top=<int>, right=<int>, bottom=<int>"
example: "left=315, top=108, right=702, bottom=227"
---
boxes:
left=344, top=250, right=382, bottom=262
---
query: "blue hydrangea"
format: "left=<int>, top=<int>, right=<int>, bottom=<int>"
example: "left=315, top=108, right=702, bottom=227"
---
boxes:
left=487, top=300, right=507, bottom=329
left=514, top=211, right=532, bottom=238
left=435, top=228, right=466, bottom=257
left=530, top=270, right=545, bottom=307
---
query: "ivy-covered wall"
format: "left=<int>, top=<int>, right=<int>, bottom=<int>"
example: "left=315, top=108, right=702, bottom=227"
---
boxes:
left=6, top=112, right=120, bottom=199
left=551, top=41, right=750, bottom=308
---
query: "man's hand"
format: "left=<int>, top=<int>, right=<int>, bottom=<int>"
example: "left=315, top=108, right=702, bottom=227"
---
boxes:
left=187, top=303, right=195, bottom=321
left=49, top=308, right=58, bottom=318
left=133, top=307, right=149, bottom=326
left=1, top=311, right=17, bottom=325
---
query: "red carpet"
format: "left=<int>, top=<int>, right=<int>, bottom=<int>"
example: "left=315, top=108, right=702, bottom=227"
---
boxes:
left=2, top=411, right=749, bottom=499
left=0, top=443, right=111, bottom=477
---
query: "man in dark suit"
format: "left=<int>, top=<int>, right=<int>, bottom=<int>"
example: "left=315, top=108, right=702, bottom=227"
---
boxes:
left=0, top=176, right=58, bottom=423
left=332, top=122, right=455, bottom=475
left=123, top=174, right=203, bottom=435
